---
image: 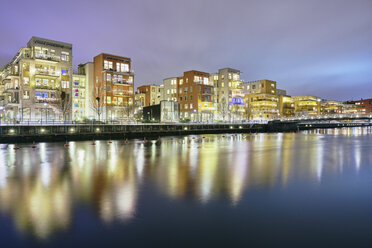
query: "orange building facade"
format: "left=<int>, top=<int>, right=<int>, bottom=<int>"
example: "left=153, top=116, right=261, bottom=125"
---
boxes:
left=177, top=70, right=215, bottom=122
left=93, top=53, right=134, bottom=121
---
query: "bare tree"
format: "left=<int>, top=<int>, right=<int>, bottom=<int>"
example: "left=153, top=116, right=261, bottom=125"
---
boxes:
left=218, top=98, right=228, bottom=122
left=91, top=96, right=104, bottom=122
left=59, top=91, right=71, bottom=123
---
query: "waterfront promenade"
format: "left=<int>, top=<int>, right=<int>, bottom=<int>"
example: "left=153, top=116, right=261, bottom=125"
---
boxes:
left=0, top=118, right=371, bottom=143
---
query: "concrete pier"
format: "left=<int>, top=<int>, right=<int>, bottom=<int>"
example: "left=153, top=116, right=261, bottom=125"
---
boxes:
left=0, top=121, right=371, bottom=143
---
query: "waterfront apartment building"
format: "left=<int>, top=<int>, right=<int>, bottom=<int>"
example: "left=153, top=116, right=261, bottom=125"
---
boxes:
left=321, top=100, right=343, bottom=115
left=210, top=68, right=245, bottom=121
left=137, top=84, right=163, bottom=107
left=163, top=77, right=178, bottom=102
left=0, top=36, right=73, bottom=122
left=93, top=53, right=134, bottom=121
left=177, top=70, right=215, bottom=122
left=242, top=79, right=277, bottom=95
left=71, top=62, right=94, bottom=120
left=244, top=93, right=279, bottom=120
left=242, top=79, right=278, bottom=120
left=345, top=98, right=372, bottom=114
left=292, top=95, right=321, bottom=116
left=278, top=95, right=295, bottom=118
left=341, top=103, right=359, bottom=114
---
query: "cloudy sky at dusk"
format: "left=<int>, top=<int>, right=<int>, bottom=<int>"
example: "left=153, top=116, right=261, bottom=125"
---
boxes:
left=0, top=0, right=371, bottom=100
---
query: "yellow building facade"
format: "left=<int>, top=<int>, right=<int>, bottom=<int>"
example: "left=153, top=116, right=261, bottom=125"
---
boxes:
left=244, top=93, right=278, bottom=120
left=292, top=95, right=321, bottom=117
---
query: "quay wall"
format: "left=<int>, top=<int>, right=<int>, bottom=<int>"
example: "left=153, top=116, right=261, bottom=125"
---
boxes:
left=0, top=122, right=371, bottom=143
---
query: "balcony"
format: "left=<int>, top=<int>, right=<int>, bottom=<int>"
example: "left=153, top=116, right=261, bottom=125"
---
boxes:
left=35, top=85, right=60, bottom=91
left=202, top=91, right=213, bottom=95
left=35, top=69, right=60, bottom=77
left=35, top=98, right=61, bottom=104
left=3, top=87, right=20, bottom=93
left=34, top=54, right=60, bottom=62
left=113, top=80, right=132, bottom=85
left=113, top=91, right=133, bottom=97
left=102, top=68, right=134, bottom=75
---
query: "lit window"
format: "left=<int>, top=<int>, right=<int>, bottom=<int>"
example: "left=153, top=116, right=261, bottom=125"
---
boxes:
left=61, top=81, right=69, bottom=88
left=61, top=51, right=70, bottom=61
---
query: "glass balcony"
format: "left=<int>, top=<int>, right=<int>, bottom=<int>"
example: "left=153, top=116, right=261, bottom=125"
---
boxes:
left=35, top=69, right=60, bottom=77
left=34, top=54, right=61, bottom=62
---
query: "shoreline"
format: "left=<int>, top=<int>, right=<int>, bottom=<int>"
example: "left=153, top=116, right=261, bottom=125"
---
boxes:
left=0, top=122, right=371, bottom=144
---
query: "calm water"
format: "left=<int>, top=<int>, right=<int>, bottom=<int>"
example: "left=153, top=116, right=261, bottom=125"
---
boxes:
left=1, top=128, right=372, bottom=247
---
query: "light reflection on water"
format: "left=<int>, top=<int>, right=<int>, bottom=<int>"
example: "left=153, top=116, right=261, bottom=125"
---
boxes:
left=0, top=127, right=372, bottom=244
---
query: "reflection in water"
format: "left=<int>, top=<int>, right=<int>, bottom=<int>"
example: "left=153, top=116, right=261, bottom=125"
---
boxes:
left=0, top=127, right=372, bottom=240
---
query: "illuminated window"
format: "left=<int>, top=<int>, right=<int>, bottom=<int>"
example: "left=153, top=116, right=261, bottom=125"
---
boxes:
left=61, top=51, right=70, bottom=61
left=61, top=81, right=69, bottom=88
left=104, top=60, right=113, bottom=70
left=61, top=69, right=69, bottom=75
left=107, top=96, right=111, bottom=104
left=23, top=90, right=30, bottom=99
left=107, top=74, right=111, bottom=82
left=121, top=63, right=129, bottom=72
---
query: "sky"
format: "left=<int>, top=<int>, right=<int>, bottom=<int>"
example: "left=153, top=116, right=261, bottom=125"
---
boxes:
left=0, top=0, right=371, bottom=101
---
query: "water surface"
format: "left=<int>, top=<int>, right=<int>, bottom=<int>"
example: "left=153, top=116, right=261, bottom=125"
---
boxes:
left=1, top=127, right=372, bottom=247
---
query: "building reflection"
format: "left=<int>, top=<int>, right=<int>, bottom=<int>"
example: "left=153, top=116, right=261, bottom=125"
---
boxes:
left=0, top=127, right=371, bottom=239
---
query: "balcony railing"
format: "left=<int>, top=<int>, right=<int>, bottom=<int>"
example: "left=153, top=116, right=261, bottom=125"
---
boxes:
left=113, top=80, right=132, bottom=85
left=102, top=68, right=134, bottom=74
left=3, top=87, right=20, bottom=92
left=35, top=98, right=61, bottom=104
left=35, top=85, right=61, bottom=90
left=35, top=69, right=60, bottom=77
left=113, top=91, right=133, bottom=97
left=34, top=54, right=61, bottom=62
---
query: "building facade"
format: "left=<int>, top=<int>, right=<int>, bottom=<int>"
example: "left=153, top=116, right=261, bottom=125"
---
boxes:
left=244, top=93, right=279, bottom=120
left=163, top=77, right=178, bottom=102
left=93, top=53, right=134, bottom=121
left=210, top=68, right=244, bottom=122
left=278, top=95, right=295, bottom=118
left=177, top=70, right=215, bottom=122
left=0, top=36, right=73, bottom=122
left=345, top=98, right=372, bottom=114
left=137, top=84, right=163, bottom=107
left=292, top=95, right=321, bottom=117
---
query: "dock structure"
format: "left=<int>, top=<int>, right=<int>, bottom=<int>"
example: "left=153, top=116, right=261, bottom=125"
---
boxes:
left=0, top=119, right=372, bottom=143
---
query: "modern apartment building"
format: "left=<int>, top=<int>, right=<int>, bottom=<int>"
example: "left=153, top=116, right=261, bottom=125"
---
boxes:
left=278, top=95, right=295, bottom=118
left=321, top=100, right=343, bottom=115
left=210, top=68, right=244, bottom=121
left=242, top=79, right=278, bottom=120
left=244, top=93, right=279, bottom=120
left=0, top=36, right=73, bottom=122
left=292, top=95, right=321, bottom=116
left=93, top=53, right=134, bottom=121
left=345, top=98, right=372, bottom=114
left=177, top=70, right=214, bottom=122
left=243, top=79, right=277, bottom=95
left=163, top=77, right=178, bottom=102
left=137, top=84, right=163, bottom=107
